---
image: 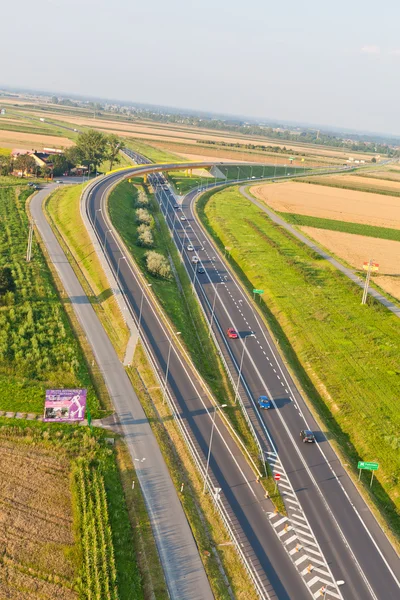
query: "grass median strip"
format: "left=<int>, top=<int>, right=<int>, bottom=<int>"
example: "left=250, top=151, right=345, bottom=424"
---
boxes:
left=198, top=185, right=400, bottom=542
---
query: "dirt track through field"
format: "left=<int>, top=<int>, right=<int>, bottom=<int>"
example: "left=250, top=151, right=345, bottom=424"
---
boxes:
left=251, top=181, right=400, bottom=228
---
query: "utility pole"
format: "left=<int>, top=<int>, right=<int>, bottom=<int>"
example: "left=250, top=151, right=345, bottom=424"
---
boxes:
left=362, top=258, right=373, bottom=305
left=26, top=220, right=34, bottom=262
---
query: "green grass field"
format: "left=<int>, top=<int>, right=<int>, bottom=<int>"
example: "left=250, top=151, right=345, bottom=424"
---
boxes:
left=280, top=213, right=400, bottom=243
left=124, top=138, right=183, bottom=163
left=0, top=186, right=101, bottom=415
left=199, top=185, right=400, bottom=536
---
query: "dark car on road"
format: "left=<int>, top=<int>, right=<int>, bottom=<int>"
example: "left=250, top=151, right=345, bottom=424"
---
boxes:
left=300, top=430, right=316, bottom=443
left=258, top=396, right=272, bottom=409
left=197, top=266, right=205, bottom=274
left=227, top=327, right=238, bottom=339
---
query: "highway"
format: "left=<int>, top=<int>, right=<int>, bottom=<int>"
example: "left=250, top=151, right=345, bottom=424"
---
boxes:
left=85, top=156, right=400, bottom=599
left=154, top=171, right=400, bottom=600
left=85, top=168, right=317, bottom=599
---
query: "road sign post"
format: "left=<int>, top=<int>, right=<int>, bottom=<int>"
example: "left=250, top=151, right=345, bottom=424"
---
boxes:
left=253, top=289, right=264, bottom=302
left=274, top=473, right=280, bottom=493
left=357, top=461, right=378, bottom=486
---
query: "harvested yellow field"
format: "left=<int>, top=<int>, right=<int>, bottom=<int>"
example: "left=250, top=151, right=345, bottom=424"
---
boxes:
left=251, top=181, right=400, bottom=228
left=359, top=170, right=400, bottom=183
left=308, top=174, right=400, bottom=193
left=0, top=130, right=73, bottom=150
left=300, top=226, right=400, bottom=301
left=0, top=438, right=78, bottom=599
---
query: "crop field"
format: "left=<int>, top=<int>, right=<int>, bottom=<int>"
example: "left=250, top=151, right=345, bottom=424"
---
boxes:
left=0, top=128, right=73, bottom=150
left=280, top=213, right=400, bottom=242
left=251, top=181, right=400, bottom=228
left=296, top=174, right=400, bottom=196
left=199, top=186, right=400, bottom=534
left=357, top=169, right=400, bottom=182
left=0, top=186, right=99, bottom=414
left=0, top=146, right=11, bottom=156
left=0, top=420, right=143, bottom=600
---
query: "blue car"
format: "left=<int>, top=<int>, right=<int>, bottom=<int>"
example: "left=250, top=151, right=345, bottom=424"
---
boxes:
left=258, top=395, right=272, bottom=409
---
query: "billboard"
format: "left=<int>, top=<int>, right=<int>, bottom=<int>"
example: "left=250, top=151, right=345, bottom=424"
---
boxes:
left=43, top=389, right=87, bottom=422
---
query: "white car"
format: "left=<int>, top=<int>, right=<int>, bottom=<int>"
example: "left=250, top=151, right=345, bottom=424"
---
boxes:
left=191, top=256, right=200, bottom=264
left=180, top=215, right=186, bottom=221
left=187, top=244, right=194, bottom=251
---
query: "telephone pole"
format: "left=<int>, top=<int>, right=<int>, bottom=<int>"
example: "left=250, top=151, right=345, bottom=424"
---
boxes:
left=26, top=220, right=34, bottom=262
left=362, top=258, right=373, bottom=305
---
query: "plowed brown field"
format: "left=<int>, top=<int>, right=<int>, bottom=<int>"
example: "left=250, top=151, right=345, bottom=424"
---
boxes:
left=251, top=181, right=400, bottom=228
left=300, top=226, right=400, bottom=301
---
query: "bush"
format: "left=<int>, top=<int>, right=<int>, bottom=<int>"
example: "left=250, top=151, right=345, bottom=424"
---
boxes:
left=135, top=208, right=152, bottom=227
left=145, top=251, right=171, bottom=279
left=0, top=267, right=16, bottom=296
left=135, top=190, right=149, bottom=207
left=137, top=226, right=154, bottom=248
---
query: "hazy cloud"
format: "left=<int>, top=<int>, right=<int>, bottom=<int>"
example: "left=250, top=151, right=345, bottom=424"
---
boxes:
left=389, top=48, right=400, bottom=56
left=361, top=45, right=381, bottom=54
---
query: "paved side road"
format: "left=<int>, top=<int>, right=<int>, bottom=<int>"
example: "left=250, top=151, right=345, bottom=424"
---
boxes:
left=240, top=186, right=400, bottom=317
left=30, top=184, right=214, bottom=600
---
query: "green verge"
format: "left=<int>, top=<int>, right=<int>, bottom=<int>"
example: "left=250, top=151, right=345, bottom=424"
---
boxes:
left=123, top=139, right=183, bottom=163
left=46, top=183, right=129, bottom=359
left=198, top=185, right=400, bottom=542
left=280, top=213, right=400, bottom=243
left=108, top=180, right=261, bottom=461
left=0, top=418, right=144, bottom=600
left=0, top=186, right=100, bottom=416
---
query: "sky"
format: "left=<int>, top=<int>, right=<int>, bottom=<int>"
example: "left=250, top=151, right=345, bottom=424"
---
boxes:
left=1, top=0, right=399, bottom=135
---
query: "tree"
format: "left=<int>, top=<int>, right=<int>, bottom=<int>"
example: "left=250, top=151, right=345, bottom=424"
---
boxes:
left=137, top=226, right=154, bottom=247
left=51, top=95, right=59, bottom=104
left=75, top=130, right=108, bottom=175
left=14, top=154, right=36, bottom=176
left=106, top=134, right=122, bottom=171
left=145, top=251, right=171, bottom=279
left=64, top=145, right=82, bottom=167
left=371, top=157, right=377, bottom=163
left=51, top=153, right=71, bottom=176
left=135, top=208, right=152, bottom=226
left=0, top=155, right=12, bottom=176
left=0, top=267, right=16, bottom=295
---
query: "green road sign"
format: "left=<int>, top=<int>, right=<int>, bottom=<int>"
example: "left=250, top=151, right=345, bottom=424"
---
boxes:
left=358, top=461, right=379, bottom=471
left=253, top=289, right=264, bottom=294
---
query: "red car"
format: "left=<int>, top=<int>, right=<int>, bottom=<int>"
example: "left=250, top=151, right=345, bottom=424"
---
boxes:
left=227, top=327, right=238, bottom=339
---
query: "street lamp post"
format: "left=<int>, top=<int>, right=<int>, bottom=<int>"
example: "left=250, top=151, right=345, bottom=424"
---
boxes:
left=138, top=284, right=152, bottom=338
left=203, top=404, right=227, bottom=494
left=235, top=333, right=255, bottom=404
left=102, top=228, right=112, bottom=252
left=116, top=255, right=126, bottom=283
left=94, top=207, right=102, bottom=229
left=209, top=283, right=221, bottom=337
left=163, top=331, right=181, bottom=402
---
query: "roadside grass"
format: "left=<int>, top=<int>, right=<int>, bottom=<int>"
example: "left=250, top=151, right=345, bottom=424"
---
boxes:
left=280, top=213, right=400, bottom=243
left=0, top=176, right=42, bottom=187
left=128, top=342, right=259, bottom=600
left=0, top=418, right=144, bottom=600
left=169, top=169, right=216, bottom=194
left=297, top=175, right=400, bottom=197
left=0, top=186, right=100, bottom=416
left=219, top=164, right=304, bottom=180
left=108, top=180, right=264, bottom=462
left=198, top=185, right=400, bottom=541
left=46, top=183, right=130, bottom=359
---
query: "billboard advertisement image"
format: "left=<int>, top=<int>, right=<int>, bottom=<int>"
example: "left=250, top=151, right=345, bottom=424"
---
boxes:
left=43, top=389, right=87, bottom=422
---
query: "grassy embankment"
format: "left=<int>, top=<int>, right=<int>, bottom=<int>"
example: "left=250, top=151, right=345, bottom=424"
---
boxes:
left=0, top=418, right=148, bottom=600
left=198, top=185, right=400, bottom=542
left=280, top=213, right=400, bottom=243
left=0, top=186, right=101, bottom=416
left=46, top=184, right=129, bottom=359
left=128, top=342, right=259, bottom=600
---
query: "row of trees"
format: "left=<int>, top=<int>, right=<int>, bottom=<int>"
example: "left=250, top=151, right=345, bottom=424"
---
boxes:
left=0, top=130, right=123, bottom=178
